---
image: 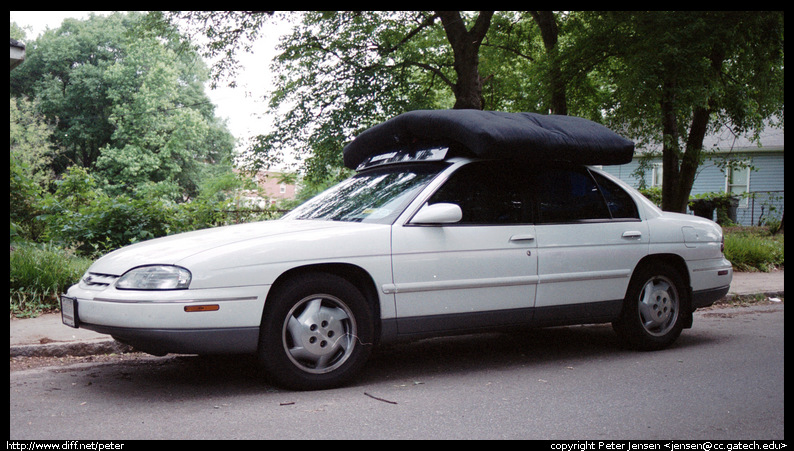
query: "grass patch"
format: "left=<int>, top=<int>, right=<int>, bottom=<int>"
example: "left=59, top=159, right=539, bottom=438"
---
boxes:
left=723, top=226, right=784, bottom=272
left=10, top=242, right=93, bottom=318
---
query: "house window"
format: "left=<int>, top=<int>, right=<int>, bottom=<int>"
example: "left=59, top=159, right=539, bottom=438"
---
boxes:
left=726, top=162, right=750, bottom=207
left=280, top=184, right=287, bottom=194
left=651, top=163, right=663, bottom=187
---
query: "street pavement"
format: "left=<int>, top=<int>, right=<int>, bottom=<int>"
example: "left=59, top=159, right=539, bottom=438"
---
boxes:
left=9, top=270, right=784, bottom=358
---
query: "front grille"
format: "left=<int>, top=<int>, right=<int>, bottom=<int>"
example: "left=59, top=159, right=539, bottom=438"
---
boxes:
left=81, top=272, right=119, bottom=288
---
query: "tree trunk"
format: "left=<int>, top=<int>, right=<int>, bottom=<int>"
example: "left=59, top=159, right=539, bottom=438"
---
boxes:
left=530, top=11, right=567, bottom=115
left=660, top=46, right=724, bottom=213
left=437, top=11, right=494, bottom=110
left=674, top=106, right=710, bottom=211
left=659, top=85, right=711, bottom=214
left=659, top=79, right=682, bottom=212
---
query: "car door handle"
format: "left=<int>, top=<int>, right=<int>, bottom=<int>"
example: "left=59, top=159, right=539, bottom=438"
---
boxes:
left=510, top=234, right=535, bottom=242
left=621, top=231, right=642, bottom=239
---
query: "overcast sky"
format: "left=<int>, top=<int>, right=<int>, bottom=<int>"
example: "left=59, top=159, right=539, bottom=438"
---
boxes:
left=10, top=11, right=285, bottom=165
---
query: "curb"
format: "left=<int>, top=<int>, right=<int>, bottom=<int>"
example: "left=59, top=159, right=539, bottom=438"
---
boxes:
left=10, top=339, right=134, bottom=358
left=722, top=290, right=784, bottom=301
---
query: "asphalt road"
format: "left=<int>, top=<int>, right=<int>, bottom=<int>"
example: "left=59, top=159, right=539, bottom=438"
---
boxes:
left=10, top=303, right=784, bottom=440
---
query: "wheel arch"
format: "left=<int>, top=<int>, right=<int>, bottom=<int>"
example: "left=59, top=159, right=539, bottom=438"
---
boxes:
left=613, top=253, right=693, bottom=350
left=629, top=253, right=694, bottom=326
left=266, top=263, right=383, bottom=341
left=632, top=253, right=691, bottom=295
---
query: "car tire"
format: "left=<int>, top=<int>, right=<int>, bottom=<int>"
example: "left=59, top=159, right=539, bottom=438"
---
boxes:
left=258, top=272, right=374, bottom=390
left=613, top=262, right=687, bottom=351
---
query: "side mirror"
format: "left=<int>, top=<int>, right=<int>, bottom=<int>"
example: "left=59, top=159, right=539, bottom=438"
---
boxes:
left=410, top=203, right=462, bottom=225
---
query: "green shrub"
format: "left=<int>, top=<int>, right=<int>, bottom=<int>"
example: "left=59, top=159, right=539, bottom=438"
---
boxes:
left=10, top=243, right=93, bottom=317
left=42, top=167, right=174, bottom=257
left=638, top=186, right=662, bottom=207
left=39, top=165, right=276, bottom=257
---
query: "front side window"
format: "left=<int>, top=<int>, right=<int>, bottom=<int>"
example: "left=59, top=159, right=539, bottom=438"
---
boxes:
left=427, top=161, right=533, bottom=225
left=283, top=164, right=446, bottom=224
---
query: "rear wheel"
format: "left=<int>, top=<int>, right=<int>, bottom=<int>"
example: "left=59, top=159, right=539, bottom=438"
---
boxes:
left=613, top=262, right=688, bottom=351
left=258, top=273, right=374, bottom=390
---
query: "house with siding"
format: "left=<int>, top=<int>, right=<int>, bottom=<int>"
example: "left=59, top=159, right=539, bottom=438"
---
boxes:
left=600, top=124, right=784, bottom=226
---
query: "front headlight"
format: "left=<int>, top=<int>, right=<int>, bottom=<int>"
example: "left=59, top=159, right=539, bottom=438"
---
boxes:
left=116, top=265, right=192, bottom=290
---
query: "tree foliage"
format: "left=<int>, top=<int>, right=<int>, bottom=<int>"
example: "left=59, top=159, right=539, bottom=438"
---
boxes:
left=147, top=11, right=275, bottom=88
left=10, top=12, right=255, bottom=255
left=154, top=11, right=574, bottom=181
left=9, top=12, right=237, bottom=201
left=10, top=97, right=58, bottom=241
left=13, top=11, right=785, bottom=223
left=239, top=11, right=523, bottom=182
left=568, top=11, right=784, bottom=212
left=224, top=11, right=783, bottom=211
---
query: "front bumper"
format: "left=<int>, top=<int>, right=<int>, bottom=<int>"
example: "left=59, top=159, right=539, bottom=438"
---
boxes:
left=63, top=284, right=269, bottom=355
left=79, top=322, right=260, bottom=355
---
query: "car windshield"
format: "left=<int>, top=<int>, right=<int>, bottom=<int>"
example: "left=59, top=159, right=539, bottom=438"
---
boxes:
left=283, top=164, right=446, bottom=224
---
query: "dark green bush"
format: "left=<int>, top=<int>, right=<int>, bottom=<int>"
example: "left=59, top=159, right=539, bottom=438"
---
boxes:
left=10, top=242, right=93, bottom=316
left=41, top=167, right=173, bottom=256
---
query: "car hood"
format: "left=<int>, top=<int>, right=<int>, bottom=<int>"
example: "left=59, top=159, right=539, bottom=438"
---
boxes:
left=89, top=219, right=387, bottom=276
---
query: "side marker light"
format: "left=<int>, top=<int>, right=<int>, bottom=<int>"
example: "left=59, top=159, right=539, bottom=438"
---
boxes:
left=184, top=305, right=220, bottom=312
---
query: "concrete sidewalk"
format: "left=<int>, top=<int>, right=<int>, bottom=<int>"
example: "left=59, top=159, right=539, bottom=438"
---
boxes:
left=10, top=270, right=784, bottom=358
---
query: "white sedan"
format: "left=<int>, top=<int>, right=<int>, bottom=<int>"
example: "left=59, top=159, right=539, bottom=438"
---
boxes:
left=62, top=111, right=732, bottom=390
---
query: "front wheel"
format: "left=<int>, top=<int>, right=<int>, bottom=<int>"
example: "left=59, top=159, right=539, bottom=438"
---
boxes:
left=258, top=273, right=374, bottom=390
left=613, top=262, right=688, bottom=351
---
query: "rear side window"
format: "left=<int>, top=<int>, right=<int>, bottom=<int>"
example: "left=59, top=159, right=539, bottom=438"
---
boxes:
left=426, top=161, right=638, bottom=225
left=590, top=171, right=639, bottom=220
left=535, top=167, right=611, bottom=223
